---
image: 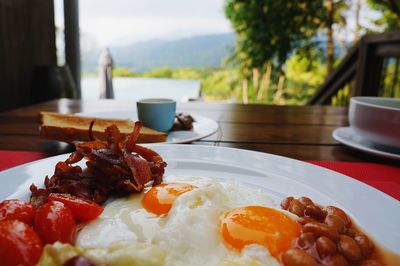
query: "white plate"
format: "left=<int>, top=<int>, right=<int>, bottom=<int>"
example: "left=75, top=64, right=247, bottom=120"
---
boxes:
left=333, top=127, right=400, bottom=160
left=0, top=145, right=399, bottom=254
left=77, top=111, right=219, bottom=144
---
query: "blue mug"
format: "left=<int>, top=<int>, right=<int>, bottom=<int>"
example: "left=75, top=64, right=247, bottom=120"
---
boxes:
left=137, top=98, right=176, bottom=132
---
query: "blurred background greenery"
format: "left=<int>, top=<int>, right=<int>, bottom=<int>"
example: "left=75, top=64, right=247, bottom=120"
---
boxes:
left=85, top=0, right=399, bottom=105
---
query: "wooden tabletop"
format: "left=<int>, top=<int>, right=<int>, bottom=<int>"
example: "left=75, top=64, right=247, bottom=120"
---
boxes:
left=0, top=98, right=394, bottom=162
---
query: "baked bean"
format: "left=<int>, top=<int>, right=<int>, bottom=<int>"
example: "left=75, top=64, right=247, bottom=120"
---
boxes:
left=316, top=236, right=337, bottom=258
left=337, top=234, right=363, bottom=261
left=282, top=248, right=319, bottom=266
left=322, top=255, right=349, bottom=266
left=355, top=234, right=373, bottom=257
left=359, top=259, right=383, bottom=266
left=298, top=196, right=314, bottom=206
left=297, top=232, right=316, bottom=249
left=345, top=228, right=359, bottom=238
left=297, top=216, right=316, bottom=226
left=289, top=199, right=305, bottom=217
left=324, top=206, right=351, bottom=227
left=325, top=215, right=346, bottom=234
left=303, top=222, right=339, bottom=242
left=305, top=204, right=326, bottom=221
left=281, top=197, right=294, bottom=210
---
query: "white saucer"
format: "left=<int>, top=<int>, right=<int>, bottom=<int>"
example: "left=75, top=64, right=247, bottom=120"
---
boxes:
left=77, top=111, right=219, bottom=144
left=332, top=127, right=400, bottom=160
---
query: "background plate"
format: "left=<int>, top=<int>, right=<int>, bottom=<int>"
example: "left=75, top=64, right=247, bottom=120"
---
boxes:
left=333, top=127, right=400, bottom=160
left=0, top=145, right=399, bottom=253
left=77, top=111, right=219, bottom=144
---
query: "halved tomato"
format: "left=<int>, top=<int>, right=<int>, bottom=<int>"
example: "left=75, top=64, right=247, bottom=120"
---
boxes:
left=48, top=193, right=103, bottom=223
left=0, top=220, right=43, bottom=266
left=33, top=201, right=76, bottom=245
left=0, top=199, right=36, bottom=225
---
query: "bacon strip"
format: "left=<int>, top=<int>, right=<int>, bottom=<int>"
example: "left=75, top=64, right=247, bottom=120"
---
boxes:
left=123, top=151, right=152, bottom=191
left=30, top=123, right=166, bottom=206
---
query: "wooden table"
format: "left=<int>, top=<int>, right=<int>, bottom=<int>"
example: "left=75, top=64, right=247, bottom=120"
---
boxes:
left=0, top=98, right=393, bottom=162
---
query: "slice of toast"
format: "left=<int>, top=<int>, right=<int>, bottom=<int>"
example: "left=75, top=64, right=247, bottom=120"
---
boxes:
left=39, top=112, right=167, bottom=143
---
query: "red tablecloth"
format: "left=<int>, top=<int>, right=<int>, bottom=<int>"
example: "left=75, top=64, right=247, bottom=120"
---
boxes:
left=308, top=161, right=399, bottom=201
left=0, top=151, right=399, bottom=200
left=0, top=151, right=48, bottom=171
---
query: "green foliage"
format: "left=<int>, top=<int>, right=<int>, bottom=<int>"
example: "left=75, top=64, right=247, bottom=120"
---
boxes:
left=112, top=63, right=329, bottom=104
left=331, top=86, right=350, bottom=106
left=142, top=67, right=173, bottom=78
left=223, top=0, right=330, bottom=105
left=367, top=0, right=400, bottom=31
left=171, top=68, right=202, bottom=80
left=112, top=67, right=137, bottom=77
left=379, top=58, right=400, bottom=98
left=285, top=52, right=327, bottom=104
left=201, top=70, right=240, bottom=101
left=130, top=67, right=239, bottom=102
left=225, top=0, right=324, bottom=72
left=333, top=0, right=350, bottom=27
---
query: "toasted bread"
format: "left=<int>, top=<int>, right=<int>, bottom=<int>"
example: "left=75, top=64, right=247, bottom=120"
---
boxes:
left=39, top=112, right=167, bottom=143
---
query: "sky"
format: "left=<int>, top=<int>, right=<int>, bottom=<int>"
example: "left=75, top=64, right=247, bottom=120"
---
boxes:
left=55, top=0, right=233, bottom=48
left=54, top=0, right=382, bottom=52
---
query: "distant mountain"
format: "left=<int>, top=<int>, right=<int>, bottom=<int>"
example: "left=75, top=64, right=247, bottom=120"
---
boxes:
left=83, top=33, right=235, bottom=72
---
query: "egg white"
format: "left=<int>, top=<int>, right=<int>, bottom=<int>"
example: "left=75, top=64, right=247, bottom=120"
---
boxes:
left=76, top=176, right=286, bottom=266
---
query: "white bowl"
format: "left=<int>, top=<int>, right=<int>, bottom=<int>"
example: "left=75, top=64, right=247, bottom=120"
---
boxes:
left=349, top=97, right=400, bottom=148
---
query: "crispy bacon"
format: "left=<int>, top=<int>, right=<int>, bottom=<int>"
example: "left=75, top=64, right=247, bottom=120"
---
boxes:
left=30, top=122, right=166, bottom=206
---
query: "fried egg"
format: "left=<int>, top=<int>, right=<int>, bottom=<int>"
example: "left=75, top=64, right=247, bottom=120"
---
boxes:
left=76, top=176, right=299, bottom=266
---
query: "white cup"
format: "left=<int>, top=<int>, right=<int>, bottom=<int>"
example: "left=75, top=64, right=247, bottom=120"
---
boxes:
left=349, top=97, right=400, bottom=148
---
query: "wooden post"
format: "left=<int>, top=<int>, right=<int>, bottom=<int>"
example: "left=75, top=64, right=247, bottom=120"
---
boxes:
left=64, top=0, right=81, bottom=96
left=354, top=39, right=383, bottom=97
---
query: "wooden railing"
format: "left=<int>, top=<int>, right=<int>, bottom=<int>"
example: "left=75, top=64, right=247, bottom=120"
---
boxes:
left=308, top=32, right=400, bottom=105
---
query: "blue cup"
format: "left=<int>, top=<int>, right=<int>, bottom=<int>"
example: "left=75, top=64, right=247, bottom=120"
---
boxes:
left=137, top=98, right=176, bottom=132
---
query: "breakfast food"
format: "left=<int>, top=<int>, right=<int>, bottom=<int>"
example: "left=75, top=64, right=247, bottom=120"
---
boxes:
left=39, top=111, right=168, bottom=143
left=4, top=177, right=394, bottom=266
left=75, top=176, right=282, bottom=265
left=171, top=113, right=195, bottom=131
left=47, top=178, right=391, bottom=266
left=31, top=121, right=166, bottom=208
left=0, top=124, right=398, bottom=266
left=280, top=197, right=387, bottom=266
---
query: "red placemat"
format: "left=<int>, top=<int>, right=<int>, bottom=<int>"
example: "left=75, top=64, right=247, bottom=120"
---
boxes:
left=0, top=151, right=48, bottom=171
left=308, top=161, right=400, bottom=201
left=0, top=151, right=398, bottom=200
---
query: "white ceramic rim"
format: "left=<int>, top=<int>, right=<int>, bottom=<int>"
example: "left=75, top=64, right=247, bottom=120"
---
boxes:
left=137, top=98, right=176, bottom=104
left=351, top=97, right=400, bottom=111
left=75, top=111, right=218, bottom=144
left=332, top=127, right=400, bottom=160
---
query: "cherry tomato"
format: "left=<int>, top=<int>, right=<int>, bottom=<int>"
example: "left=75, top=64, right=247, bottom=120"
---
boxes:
left=0, top=220, right=43, bottom=266
left=48, top=193, right=103, bottom=223
left=33, top=201, right=76, bottom=245
left=0, top=199, right=36, bottom=225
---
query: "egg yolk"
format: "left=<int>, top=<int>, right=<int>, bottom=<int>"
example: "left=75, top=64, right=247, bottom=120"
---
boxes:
left=220, top=206, right=300, bottom=257
left=142, top=183, right=197, bottom=216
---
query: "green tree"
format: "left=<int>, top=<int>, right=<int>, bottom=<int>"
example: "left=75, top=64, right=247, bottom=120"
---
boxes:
left=112, top=67, right=136, bottom=77
left=367, top=0, right=400, bottom=30
left=171, top=68, right=201, bottom=80
left=286, top=51, right=327, bottom=104
left=325, top=0, right=349, bottom=75
left=225, top=0, right=325, bottom=103
left=143, top=67, right=173, bottom=78
left=201, top=70, right=240, bottom=101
